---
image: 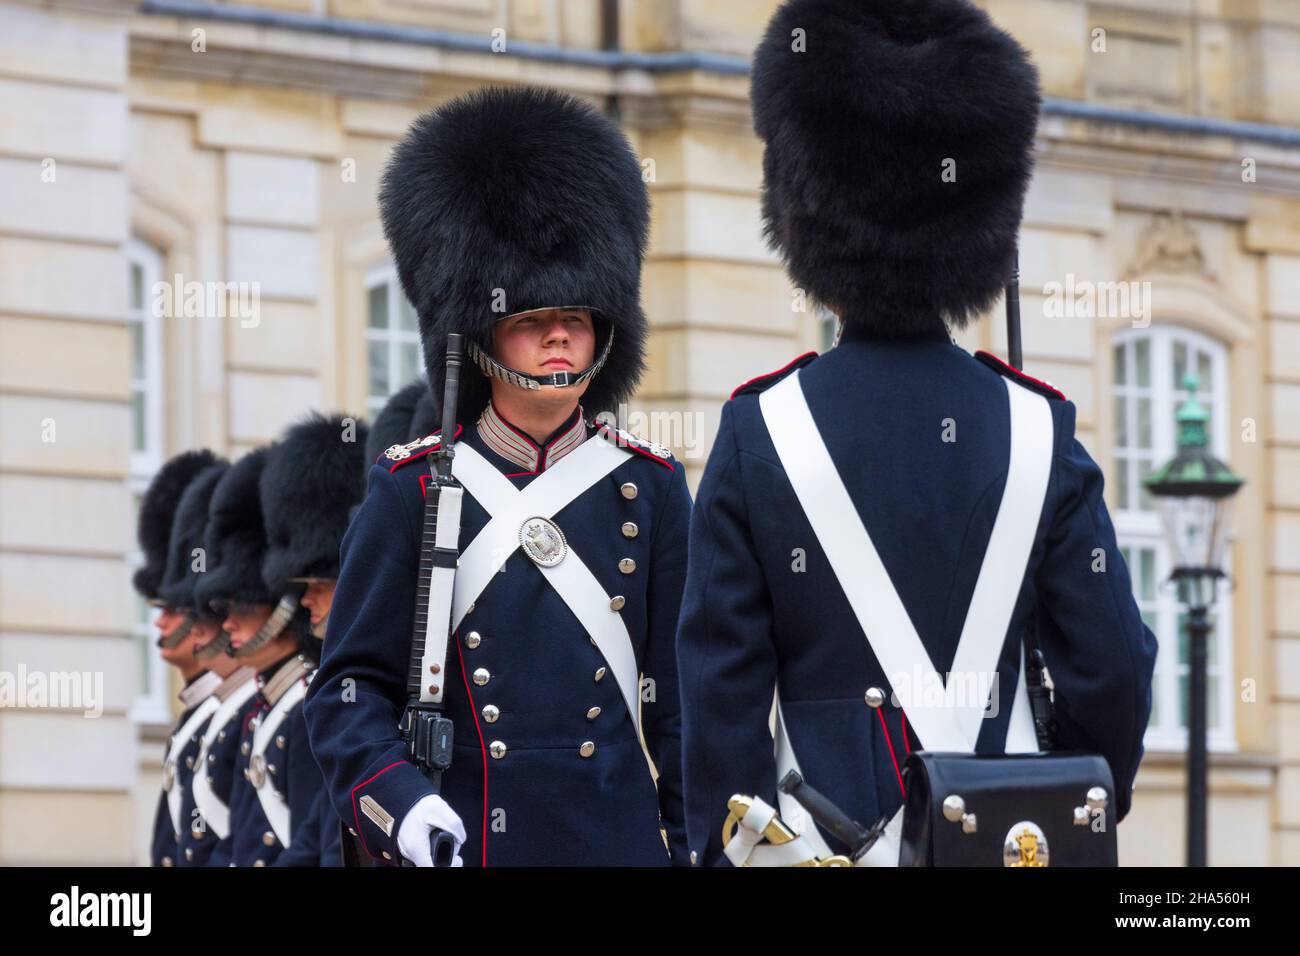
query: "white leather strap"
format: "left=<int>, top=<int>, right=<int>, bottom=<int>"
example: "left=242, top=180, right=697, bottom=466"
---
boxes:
left=420, top=483, right=464, bottom=705
left=450, top=439, right=643, bottom=738
left=191, top=676, right=260, bottom=839
left=166, top=695, right=221, bottom=835
left=757, top=370, right=1054, bottom=864
left=450, top=438, right=631, bottom=628
left=250, top=680, right=307, bottom=847
left=949, top=380, right=1054, bottom=749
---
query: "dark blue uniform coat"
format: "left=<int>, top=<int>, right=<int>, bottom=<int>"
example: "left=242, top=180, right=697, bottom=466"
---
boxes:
left=226, top=656, right=328, bottom=866
left=676, top=328, right=1158, bottom=866
left=305, top=413, right=691, bottom=866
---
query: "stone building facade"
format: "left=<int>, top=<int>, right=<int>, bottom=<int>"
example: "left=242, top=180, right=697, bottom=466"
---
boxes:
left=0, top=0, right=1296, bottom=864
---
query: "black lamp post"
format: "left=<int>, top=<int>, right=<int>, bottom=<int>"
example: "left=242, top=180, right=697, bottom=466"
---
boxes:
left=1144, top=373, right=1244, bottom=867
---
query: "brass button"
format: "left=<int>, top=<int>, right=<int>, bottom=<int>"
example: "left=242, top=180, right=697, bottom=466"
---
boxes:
left=609, top=595, right=625, bottom=611
left=262, top=831, right=276, bottom=846
left=621, top=522, right=638, bottom=538
left=162, top=857, right=174, bottom=867
left=864, top=687, right=886, bottom=708
left=192, top=826, right=204, bottom=840
left=482, top=704, right=500, bottom=723
left=594, top=667, right=607, bottom=683
left=489, top=740, right=507, bottom=759
left=275, top=735, right=286, bottom=750
left=253, top=859, right=266, bottom=868
left=382, top=851, right=392, bottom=861
left=690, top=850, right=698, bottom=865
left=464, top=631, right=482, bottom=649
left=473, top=667, right=491, bottom=686
left=185, top=847, right=194, bottom=862
left=586, top=706, right=601, bottom=720
left=207, top=753, right=215, bottom=764
left=241, top=742, right=250, bottom=756
left=218, top=730, right=226, bottom=744
left=268, top=763, right=277, bottom=775
left=185, top=755, right=194, bottom=770
left=579, top=741, right=596, bottom=758
left=618, top=558, right=636, bottom=575
left=620, top=482, right=638, bottom=500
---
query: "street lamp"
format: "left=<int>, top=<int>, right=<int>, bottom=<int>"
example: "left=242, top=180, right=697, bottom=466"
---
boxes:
left=1144, top=373, right=1244, bottom=867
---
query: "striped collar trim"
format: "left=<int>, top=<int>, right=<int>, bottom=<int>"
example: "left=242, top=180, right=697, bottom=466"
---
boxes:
left=477, top=403, right=587, bottom=473
left=179, top=670, right=221, bottom=709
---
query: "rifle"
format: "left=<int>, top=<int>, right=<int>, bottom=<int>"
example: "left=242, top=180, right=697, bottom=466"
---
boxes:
left=397, top=333, right=466, bottom=867
left=1006, top=257, right=1057, bottom=752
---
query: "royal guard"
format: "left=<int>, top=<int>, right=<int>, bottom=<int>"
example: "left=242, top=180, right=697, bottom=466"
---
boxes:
left=160, top=459, right=260, bottom=867
left=676, top=0, right=1157, bottom=866
left=195, top=448, right=323, bottom=866
left=258, top=412, right=371, bottom=866
left=133, top=449, right=223, bottom=867
left=305, top=86, right=691, bottom=866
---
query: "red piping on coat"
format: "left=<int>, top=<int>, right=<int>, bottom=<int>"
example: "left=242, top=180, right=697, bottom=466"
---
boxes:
left=729, top=351, right=817, bottom=400
left=350, top=760, right=407, bottom=863
left=877, top=708, right=906, bottom=799
left=456, top=634, right=489, bottom=868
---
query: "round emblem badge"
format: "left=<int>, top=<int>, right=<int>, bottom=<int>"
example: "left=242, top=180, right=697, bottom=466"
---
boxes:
left=249, top=753, right=268, bottom=789
left=519, top=516, right=567, bottom=567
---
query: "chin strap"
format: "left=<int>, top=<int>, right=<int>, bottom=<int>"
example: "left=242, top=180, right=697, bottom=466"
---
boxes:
left=158, top=611, right=196, bottom=649
left=467, top=325, right=614, bottom=393
left=232, top=593, right=300, bottom=659
left=194, top=629, right=233, bottom=661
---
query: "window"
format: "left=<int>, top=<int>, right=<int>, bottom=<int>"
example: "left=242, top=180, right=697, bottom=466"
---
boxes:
left=365, top=265, right=424, bottom=416
left=125, top=239, right=170, bottom=725
left=1111, top=326, right=1233, bottom=751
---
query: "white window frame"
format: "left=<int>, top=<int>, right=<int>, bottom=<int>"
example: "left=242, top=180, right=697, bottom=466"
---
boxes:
left=1111, top=325, right=1235, bottom=753
left=126, top=239, right=171, bottom=726
left=364, top=264, right=424, bottom=417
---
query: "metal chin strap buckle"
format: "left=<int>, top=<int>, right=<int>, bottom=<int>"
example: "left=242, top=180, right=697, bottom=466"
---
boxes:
left=549, top=370, right=572, bottom=387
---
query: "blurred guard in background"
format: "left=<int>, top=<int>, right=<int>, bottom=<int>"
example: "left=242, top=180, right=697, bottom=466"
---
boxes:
left=160, top=458, right=262, bottom=867
left=258, top=412, right=370, bottom=866
left=195, top=448, right=324, bottom=866
left=133, top=449, right=222, bottom=867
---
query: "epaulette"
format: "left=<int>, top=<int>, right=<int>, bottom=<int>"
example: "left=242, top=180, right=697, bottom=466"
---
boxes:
left=974, top=351, right=1066, bottom=401
left=381, top=425, right=464, bottom=471
left=593, top=421, right=675, bottom=471
left=730, top=351, right=818, bottom=399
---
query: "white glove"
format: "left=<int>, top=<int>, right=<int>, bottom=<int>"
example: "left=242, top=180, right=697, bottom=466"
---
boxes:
left=397, top=793, right=467, bottom=867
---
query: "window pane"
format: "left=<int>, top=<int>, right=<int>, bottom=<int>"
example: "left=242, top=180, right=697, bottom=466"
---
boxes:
left=1137, top=458, right=1154, bottom=511
left=399, top=342, right=420, bottom=385
left=1116, top=456, right=1129, bottom=510
left=1114, top=395, right=1128, bottom=447
left=1136, top=397, right=1152, bottom=448
left=1173, top=340, right=1187, bottom=387
left=130, top=321, right=145, bottom=379
left=132, top=390, right=146, bottom=452
left=368, top=285, right=388, bottom=330
left=1197, top=350, right=1211, bottom=390
left=1135, top=338, right=1150, bottom=387
left=139, top=632, right=152, bottom=697
left=130, top=262, right=144, bottom=312
left=396, top=291, right=418, bottom=332
left=1140, top=549, right=1156, bottom=601
left=1113, top=343, right=1127, bottom=386
left=1178, top=673, right=1188, bottom=728
left=368, top=339, right=390, bottom=396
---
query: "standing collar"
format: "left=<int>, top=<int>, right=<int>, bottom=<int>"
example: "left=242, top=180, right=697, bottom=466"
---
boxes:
left=179, top=670, right=221, bottom=709
left=477, top=402, right=587, bottom=473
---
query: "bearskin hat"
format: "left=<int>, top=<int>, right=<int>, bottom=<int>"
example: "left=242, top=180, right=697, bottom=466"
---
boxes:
left=194, top=448, right=275, bottom=612
left=132, top=449, right=220, bottom=600
left=158, top=460, right=229, bottom=616
left=751, top=0, right=1041, bottom=335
